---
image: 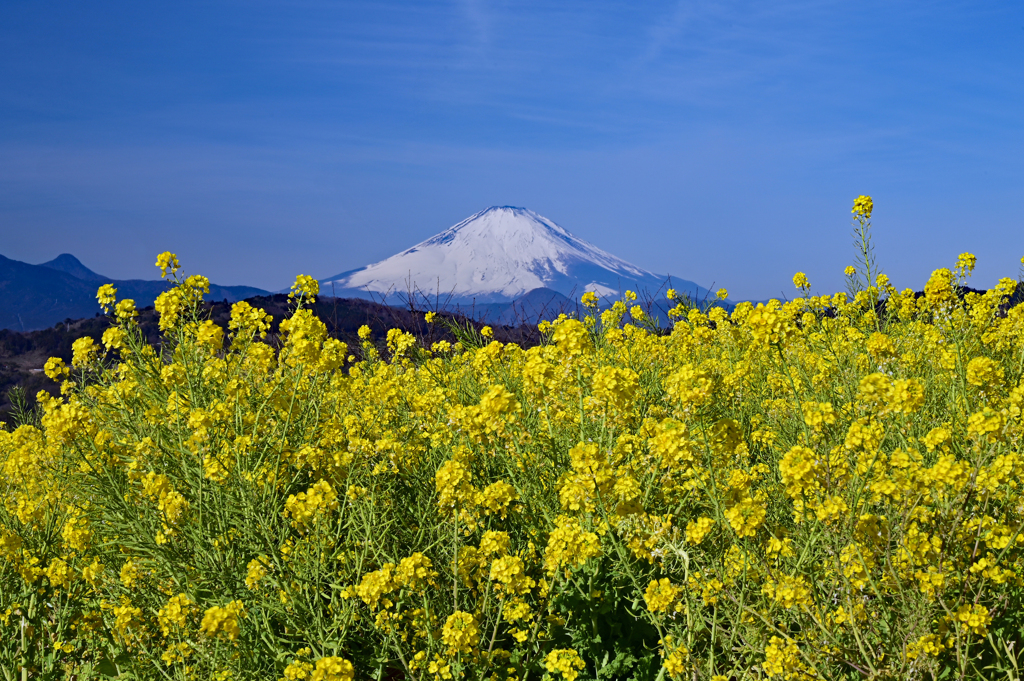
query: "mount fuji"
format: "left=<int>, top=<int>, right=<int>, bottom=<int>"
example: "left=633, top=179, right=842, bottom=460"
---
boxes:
left=320, top=207, right=709, bottom=312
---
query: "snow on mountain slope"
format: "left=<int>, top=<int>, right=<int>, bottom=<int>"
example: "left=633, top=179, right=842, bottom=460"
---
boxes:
left=322, top=207, right=707, bottom=305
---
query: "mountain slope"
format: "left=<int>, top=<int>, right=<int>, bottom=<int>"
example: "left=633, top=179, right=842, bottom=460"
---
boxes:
left=0, top=254, right=102, bottom=331
left=39, top=254, right=108, bottom=282
left=0, top=253, right=268, bottom=331
left=321, top=207, right=707, bottom=306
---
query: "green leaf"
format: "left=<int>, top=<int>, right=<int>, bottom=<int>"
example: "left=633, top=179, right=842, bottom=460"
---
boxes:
left=95, top=658, right=119, bottom=677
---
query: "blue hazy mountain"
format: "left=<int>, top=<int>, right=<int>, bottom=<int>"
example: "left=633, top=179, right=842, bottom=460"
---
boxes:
left=1, top=253, right=267, bottom=331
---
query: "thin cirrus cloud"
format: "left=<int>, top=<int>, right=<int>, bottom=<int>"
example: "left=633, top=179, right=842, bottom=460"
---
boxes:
left=0, top=0, right=1021, bottom=297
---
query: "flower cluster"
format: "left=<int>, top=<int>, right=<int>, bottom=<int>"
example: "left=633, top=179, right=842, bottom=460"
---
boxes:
left=200, top=600, right=245, bottom=641
left=284, top=480, right=339, bottom=529
left=4, top=228, right=1024, bottom=680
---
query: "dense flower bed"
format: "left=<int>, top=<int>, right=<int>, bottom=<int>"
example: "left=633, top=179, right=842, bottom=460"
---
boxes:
left=3, top=202, right=1024, bottom=680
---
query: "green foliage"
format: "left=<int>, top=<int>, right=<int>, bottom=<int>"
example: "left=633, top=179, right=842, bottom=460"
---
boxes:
left=3, top=227, right=1024, bottom=680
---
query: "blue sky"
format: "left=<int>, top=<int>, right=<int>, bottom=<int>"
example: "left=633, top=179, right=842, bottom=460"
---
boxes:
left=1, top=0, right=1022, bottom=299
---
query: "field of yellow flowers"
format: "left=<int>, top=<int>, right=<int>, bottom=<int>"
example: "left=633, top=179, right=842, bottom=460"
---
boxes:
left=3, top=200, right=1024, bottom=680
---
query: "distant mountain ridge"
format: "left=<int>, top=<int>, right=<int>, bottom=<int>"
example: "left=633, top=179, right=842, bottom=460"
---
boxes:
left=0, top=253, right=267, bottom=331
left=320, top=207, right=710, bottom=310
left=40, top=253, right=108, bottom=282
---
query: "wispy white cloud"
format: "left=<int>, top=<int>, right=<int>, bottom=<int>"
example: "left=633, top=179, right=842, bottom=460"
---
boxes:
left=2, top=0, right=1023, bottom=298
left=636, top=0, right=693, bottom=67
left=459, top=0, right=491, bottom=53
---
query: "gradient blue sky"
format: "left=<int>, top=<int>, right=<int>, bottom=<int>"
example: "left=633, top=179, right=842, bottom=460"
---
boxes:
left=1, top=0, right=1022, bottom=299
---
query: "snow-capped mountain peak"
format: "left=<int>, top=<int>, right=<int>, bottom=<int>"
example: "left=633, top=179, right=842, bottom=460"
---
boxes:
left=321, top=206, right=703, bottom=305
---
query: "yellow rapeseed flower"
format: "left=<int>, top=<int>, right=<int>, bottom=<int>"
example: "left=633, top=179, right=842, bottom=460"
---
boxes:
left=544, top=649, right=585, bottom=681
left=852, top=194, right=873, bottom=219
left=289, top=274, right=319, bottom=303
left=199, top=601, right=244, bottom=641
left=96, top=283, right=117, bottom=312
left=441, top=611, right=479, bottom=654
left=310, top=656, right=355, bottom=681
left=644, top=578, right=681, bottom=613
left=155, top=251, right=180, bottom=278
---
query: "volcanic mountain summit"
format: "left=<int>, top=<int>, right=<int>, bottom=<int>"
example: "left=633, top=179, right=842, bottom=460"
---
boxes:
left=321, top=207, right=707, bottom=306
